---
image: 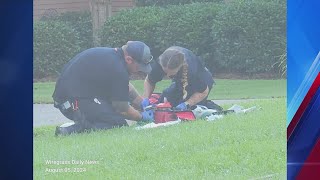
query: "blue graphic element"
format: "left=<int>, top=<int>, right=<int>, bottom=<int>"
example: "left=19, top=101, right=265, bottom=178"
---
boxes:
left=0, top=1, right=33, bottom=179
left=287, top=0, right=320, bottom=126
left=287, top=53, right=320, bottom=126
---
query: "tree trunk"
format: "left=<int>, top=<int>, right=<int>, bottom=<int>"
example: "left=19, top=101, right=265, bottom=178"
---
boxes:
left=89, top=0, right=112, bottom=46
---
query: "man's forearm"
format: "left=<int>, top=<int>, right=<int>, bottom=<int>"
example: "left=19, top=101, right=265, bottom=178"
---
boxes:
left=112, top=101, right=142, bottom=121
left=185, top=86, right=209, bottom=106
left=143, top=76, right=155, bottom=98
left=128, top=82, right=143, bottom=109
left=120, top=106, right=142, bottom=121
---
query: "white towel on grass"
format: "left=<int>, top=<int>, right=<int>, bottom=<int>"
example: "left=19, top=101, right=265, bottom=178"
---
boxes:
left=135, top=104, right=261, bottom=129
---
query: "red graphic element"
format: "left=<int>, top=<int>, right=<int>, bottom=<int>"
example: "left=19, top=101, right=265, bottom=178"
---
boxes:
left=296, top=137, right=320, bottom=180
left=288, top=73, right=320, bottom=140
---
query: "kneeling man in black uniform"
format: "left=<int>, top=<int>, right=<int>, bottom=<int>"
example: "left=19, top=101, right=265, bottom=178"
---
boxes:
left=53, top=41, right=154, bottom=136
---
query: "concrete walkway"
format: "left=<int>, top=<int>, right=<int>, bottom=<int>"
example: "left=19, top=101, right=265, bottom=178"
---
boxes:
left=33, top=99, right=254, bottom=127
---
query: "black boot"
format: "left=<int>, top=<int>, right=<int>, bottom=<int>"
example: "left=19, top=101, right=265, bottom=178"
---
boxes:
left=55, top=122, right=86, bottom=136
left=206, top=100, right=223, bottom=111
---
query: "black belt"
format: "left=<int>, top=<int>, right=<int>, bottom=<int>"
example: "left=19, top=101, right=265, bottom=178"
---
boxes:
left=54, top=99, right=88, bottom=125
left=54, top=99, right=79, bottom=111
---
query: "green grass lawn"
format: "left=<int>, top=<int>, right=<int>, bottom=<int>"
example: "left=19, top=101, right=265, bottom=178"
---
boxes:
left=34, top=98, right=286, bottom=179
left=33, top=79, right=286, bottom=103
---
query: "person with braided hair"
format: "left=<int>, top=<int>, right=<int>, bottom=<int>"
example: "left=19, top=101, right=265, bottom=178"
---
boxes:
left=141, top=46, right=215, bottom=110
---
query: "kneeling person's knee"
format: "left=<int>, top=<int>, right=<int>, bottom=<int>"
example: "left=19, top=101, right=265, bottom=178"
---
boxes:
left=112, top=101, right=129, bottom=113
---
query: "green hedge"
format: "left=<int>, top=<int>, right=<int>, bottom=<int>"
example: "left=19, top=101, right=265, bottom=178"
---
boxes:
left=34, top=11, right=93, bottom=79
left=101, top=3, right=222, bottom=58
left=41, top=11, right=93, bottom=50
left=100, top=6, right=165, bottom=56
left=152, top=3, right=221, bottom=58
left=101, top=1, right=286, bottom=76
left=34, top=1, right=286, bottom=79
left=33, top=21, right=81, bottom=79
left=211, top=0, right=286, bottom=74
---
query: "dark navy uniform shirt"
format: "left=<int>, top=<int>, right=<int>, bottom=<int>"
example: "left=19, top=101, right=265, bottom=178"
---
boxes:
left=52, top=47, right=130, bottom=102
left=148, top=46, right=214, bottom=93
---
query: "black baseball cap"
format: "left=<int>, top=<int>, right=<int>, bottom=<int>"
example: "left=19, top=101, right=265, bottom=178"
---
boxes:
left=126, top=41, right=153, bottom=73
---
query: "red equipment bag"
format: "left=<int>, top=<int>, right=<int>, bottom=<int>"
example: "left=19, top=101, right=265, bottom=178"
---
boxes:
left=149, top=96, right=196, bottom=124
left=175, top=111, right=196, bottom=121
left=149, top=93, right=161, bottom=104
left=154, top=110, right=178, bottom=123
left=154, top=109, right=196, bottom=124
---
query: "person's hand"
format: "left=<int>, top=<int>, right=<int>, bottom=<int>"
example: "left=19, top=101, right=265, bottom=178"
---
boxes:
left=140, top=98, right=150, bottom=110
left=141, top=110, right=154, bottom=122
left=175, top=102, right=189, bottom=111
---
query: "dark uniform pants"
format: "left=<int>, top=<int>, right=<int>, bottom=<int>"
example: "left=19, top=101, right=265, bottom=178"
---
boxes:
left=56, top=98, right=128, bottom=130
left=159, top=69, right=214, bottom=107
left=159, top=82, right=211, bottom=107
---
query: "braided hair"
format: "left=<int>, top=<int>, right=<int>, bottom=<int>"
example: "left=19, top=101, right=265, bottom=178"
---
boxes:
left=181, top=63, right=189, bottom=99
left=159, top=48, right=189, bottom=99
